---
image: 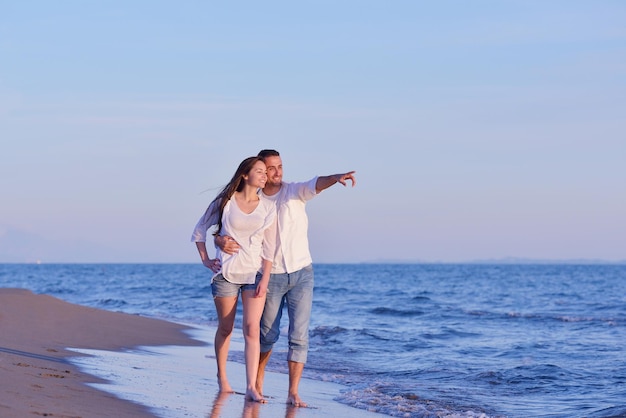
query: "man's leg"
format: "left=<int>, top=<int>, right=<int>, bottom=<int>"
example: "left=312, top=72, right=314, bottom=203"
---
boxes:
left=288, top=361, right=306, bottom=407
left=257, top=273, right=288, bottom=395
left=285, top=265, right=314, bottom=407
left=256, top=349, right=272, bottom=395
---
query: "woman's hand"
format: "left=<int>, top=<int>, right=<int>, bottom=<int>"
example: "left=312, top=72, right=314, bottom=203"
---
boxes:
left=202, top=258, right=221, bottom=273
left=255, top=279, right=268, bottom=298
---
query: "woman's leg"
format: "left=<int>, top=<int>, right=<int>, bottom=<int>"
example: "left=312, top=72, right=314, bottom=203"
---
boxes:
left=241, top=289, right=267, bottom=402
left=214, top=295, right=238, bottom=393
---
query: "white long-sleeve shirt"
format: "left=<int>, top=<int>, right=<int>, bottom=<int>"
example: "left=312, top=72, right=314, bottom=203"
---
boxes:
left=191, top=195, right=277, bottom=284
left=260, top=177, right=318, bottom=274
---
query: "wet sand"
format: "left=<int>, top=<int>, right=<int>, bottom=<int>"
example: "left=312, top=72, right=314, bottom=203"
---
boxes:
left=0, top=288, right=203, bottom=417
left=0, top=288, right=387, bottom=417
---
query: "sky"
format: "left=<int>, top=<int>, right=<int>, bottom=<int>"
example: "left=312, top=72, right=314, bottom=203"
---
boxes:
left=1, top=1, right=625, bottom=264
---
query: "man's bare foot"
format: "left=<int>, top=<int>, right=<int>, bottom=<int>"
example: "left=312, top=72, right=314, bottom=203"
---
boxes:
left=287, top=393, right=307, bottom=407
left=245, top=388, right=267, bottom=403
left=255, top=381, right=264, bottom=398
left=218, top=379, right=234, bottom=394
left=256, top=350, right=271, bottom=396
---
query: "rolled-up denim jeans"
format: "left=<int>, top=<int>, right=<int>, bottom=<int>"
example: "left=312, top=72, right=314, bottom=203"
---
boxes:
left=260, top=264, right=314, bottom=364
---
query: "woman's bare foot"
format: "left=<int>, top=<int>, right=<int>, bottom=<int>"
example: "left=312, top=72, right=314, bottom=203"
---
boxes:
left=287, top=393, right=307, bottom=407
left=245, top=388, right=266, bottom=403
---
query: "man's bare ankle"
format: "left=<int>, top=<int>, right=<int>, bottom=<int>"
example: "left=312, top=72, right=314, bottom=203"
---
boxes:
left=287, top=393, right=307, bottom=407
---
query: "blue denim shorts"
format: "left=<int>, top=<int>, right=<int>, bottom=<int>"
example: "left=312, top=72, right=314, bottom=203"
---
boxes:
left=211, top=273, right=260, bottom=298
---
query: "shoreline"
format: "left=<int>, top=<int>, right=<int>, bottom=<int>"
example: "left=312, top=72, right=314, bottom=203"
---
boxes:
left=0, top=288, right=387, bottom=417
left=0, top=288, right=204, bottom=417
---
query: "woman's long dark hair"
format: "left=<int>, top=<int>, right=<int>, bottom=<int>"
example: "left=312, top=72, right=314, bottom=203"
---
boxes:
left=202, top=156, right=264, bottom=236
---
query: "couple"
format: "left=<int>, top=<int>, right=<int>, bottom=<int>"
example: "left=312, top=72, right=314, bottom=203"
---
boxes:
left=191, top=149, right=356, bottom=405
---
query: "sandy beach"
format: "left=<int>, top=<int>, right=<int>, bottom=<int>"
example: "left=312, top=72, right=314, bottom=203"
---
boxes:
left=0, top=288, right=386, bottom=417
left=0, top=288, right=204, bottom=417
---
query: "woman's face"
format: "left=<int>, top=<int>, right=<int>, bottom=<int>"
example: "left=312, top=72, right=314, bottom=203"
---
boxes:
left=245, top=160, right=268, bottom=189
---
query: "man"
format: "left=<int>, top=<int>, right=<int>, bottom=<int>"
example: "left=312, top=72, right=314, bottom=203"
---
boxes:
left=216, top=149, right=356, bottom=407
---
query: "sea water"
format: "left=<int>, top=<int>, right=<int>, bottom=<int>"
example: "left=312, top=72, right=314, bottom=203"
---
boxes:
left=1, top=263, right=625, bottom=417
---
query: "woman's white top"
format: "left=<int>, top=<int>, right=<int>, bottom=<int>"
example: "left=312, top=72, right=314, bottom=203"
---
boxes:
left=191, top=194, right=277, bottom=284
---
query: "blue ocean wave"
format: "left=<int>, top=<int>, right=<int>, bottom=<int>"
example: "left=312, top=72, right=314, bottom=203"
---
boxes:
left=370, top=306, right=425, bottom=317
left=2, top=263, right=625, bottom=417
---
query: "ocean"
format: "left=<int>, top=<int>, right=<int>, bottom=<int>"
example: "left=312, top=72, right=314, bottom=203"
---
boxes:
left=1, top=263, right=625, bottom=417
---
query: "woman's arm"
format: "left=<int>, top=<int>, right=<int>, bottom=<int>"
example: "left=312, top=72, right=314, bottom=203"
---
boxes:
left=196, top=242, right=221, bottom=273
left=255, top=258, right=272, bottom=298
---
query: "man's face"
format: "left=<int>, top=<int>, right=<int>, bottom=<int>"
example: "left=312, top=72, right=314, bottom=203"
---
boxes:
left=263, top=155, right=283, bottom=186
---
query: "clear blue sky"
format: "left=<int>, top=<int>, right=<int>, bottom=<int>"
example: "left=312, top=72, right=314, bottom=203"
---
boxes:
left=1, top=1, right=625, bottom=263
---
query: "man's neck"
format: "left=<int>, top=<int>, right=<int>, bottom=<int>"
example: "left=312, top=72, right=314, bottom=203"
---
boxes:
left=263, top=182, right=282, bottom=196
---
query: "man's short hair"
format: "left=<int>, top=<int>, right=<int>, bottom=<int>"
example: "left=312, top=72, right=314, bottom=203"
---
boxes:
left=258, top=149, right=280, bottom=159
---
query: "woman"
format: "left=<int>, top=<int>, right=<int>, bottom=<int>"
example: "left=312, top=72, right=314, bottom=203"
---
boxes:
left=191, top=156, right=277, bottom=403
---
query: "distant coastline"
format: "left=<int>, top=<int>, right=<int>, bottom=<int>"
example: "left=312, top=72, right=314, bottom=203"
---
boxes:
left=357, top=258, right=626, bottom=265
left=2, top=259, right=625, bottom=265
